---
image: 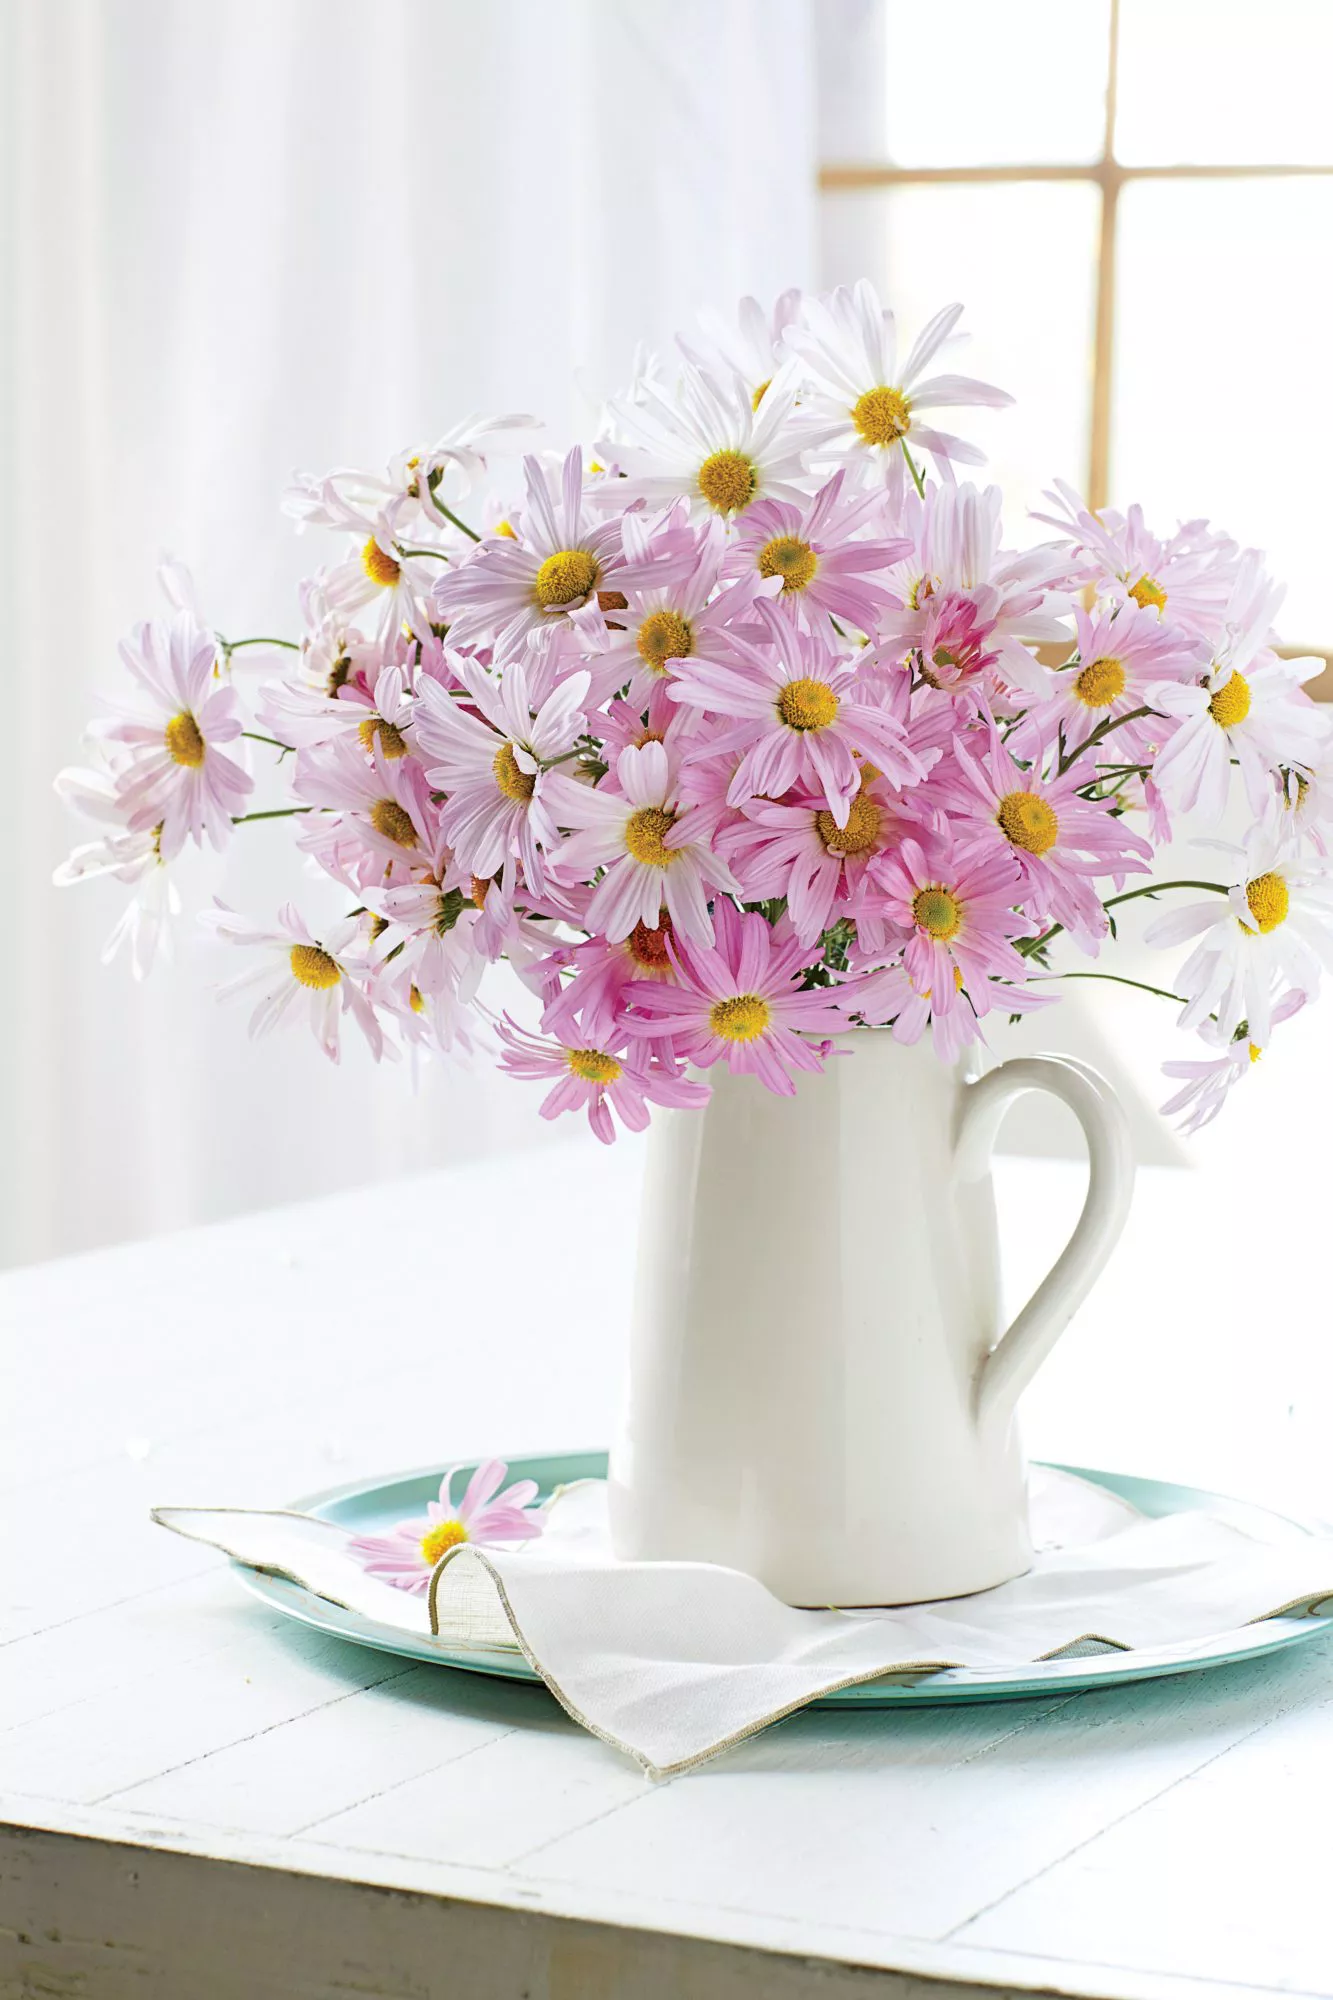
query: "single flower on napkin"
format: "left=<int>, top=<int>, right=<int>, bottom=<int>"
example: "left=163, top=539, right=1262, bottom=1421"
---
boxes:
left=347, top=1458, right=543, bottom=1595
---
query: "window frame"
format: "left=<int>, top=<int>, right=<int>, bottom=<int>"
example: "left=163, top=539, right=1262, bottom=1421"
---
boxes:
left=818, top=0, right=1333, bottom=682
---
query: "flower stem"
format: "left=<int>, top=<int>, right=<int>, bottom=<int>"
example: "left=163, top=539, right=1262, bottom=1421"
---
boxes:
left=1054, top=970, right=1188, bottom=1006
left=222, top=636, right=299, bottom=653
left=396, top=544, right=453, bottom=561
left=1057, top=705, right=1154, bottom=776
left=241, top=731, right=288, bottom=750
left=901, top=444, right=926, bottom=500
left=1101, top=878, right=1228, bottom=913
left=432, top=501, right=481, bottom=544
left=231, top=807, right=315, bottom=824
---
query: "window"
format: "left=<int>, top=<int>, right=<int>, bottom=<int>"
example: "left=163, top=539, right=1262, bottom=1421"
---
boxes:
left=818, top=0, right=1333, bottom=676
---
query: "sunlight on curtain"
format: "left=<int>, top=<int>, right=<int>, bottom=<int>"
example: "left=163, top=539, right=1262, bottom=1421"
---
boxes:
left=2, top=0, right=816, bottom=1265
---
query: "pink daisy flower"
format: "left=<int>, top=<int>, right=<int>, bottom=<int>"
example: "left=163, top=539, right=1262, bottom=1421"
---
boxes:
left=98, top=614, right=252, bottom=860
left=722, top=471, right=910, bottom=636
left=1159, top=991, right=1305, bottom=1135
left=431, top=448, right=626, bottom=653
left=869, top=834, right=1032, bottom=1011
left=1034, top=481, right=1243, bottom=640
left=624, top=900, right=846, bottom=1096
left=292, top=738, right=439, bottom=890
left=574, top=508, right=778, bottom=713
left=413, top=652, right=589, bottom=892
left=721, top=771, right=909, bottom=947
left=545, top=740, right=739, bottom=945
left=495, top=1016, right=708, bottom=1143
left=541, top=916, right=681, bottom=1051
left=938, top=733, right=1153, bottom=947
left=873, top=483, right=1070, bottom=701
left=347, top=1460, right=545, bottom=1597
left=1010, top=599, right=1201, bottom=773
left=667, top=600, right=930, bottom=825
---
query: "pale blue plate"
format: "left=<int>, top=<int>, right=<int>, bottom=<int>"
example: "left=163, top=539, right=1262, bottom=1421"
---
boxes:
left=237, top=1454, right=1333, bottom=1707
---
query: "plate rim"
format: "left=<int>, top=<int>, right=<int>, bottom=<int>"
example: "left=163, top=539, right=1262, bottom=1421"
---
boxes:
left=233, top=1453, right=1333, bottom=1707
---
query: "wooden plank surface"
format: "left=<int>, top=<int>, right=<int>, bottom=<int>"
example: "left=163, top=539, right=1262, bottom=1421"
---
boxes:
left=3, top=1141, right=1333, bottom=2000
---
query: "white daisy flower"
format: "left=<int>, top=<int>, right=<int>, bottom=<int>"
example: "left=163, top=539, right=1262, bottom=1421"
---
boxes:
left=203, top=903, right=389, bottom=1063
left=545, top=740, right=739, bottom=946
left=598, top=361, right=809, bottom=522
left=782, top=281, right=1012, bottom=497
left=53, top=765, right=180, bottom=981
left=1145, top=837, right=1333, bottom=1044
left=1160, top=991, right=1305, bottom=1134
left=310, top=490, right=439, bottom=640
left=1148, top=553, right=1327, bottom=819
left=676, top=289, right=803, bottom=413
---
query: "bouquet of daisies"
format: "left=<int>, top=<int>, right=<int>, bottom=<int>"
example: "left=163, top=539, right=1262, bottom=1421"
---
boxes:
left=56, top=282, right=1333, bottom=1139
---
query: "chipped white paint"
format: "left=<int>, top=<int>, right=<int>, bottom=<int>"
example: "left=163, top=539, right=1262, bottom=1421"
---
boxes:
left=3, top=1142, right=1333, bottom=1999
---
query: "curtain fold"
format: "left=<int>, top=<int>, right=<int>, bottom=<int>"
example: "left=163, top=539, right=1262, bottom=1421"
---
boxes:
left=2, top=0, right=817, bottom=1264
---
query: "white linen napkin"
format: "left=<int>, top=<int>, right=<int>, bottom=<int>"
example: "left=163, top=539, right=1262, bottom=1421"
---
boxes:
left=154, top=1468, right=1333, bottom=1777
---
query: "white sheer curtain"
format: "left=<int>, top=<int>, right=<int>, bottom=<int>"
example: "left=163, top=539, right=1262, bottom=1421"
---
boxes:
left=2, top=0, right=816, bottom=1265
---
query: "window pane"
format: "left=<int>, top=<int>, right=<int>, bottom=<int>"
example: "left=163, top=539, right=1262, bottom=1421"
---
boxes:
left=820, top=1, right=1111, bottom=167
left=821, top=182, right=1099, bottom=526
left=1117, top=1, right=1333, bottom=165
left=1113, top=179, right=1333, bottom=645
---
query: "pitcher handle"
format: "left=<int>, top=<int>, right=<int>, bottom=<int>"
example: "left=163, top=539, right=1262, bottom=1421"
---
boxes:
left=955, top=1055, right=1135, bottom=1430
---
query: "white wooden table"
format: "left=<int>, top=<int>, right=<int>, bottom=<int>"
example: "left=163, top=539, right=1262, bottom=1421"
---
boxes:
left=4, top=1140, right=1333, bottom=2000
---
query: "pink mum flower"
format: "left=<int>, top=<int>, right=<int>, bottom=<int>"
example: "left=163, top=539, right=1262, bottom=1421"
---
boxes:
left=496, top=1016, right=708, bottom=1143
left=348, top=1459, right=545, bottom=1597
left=721, top=772, right=908, bottom=947
left=432, top=447, right=626, bottom=652
left=545, top=740, right=739, bottom=945
left=722, top=470, right=910, bottom=636
left=98, top=614, right=252, bottom=860
left=625, top=900, right=846, bottom=1096
left=1034, top=481, right=1243, bottom=640
left=413, top=652, right=589, bottom=892
left=541, top=916, right=680, bottom=1050
left=870, top=834, right=1032, bottom=1010
left=668, top=600, right=930, bottom=825
left=1010, top=599, right=1200, bottom=772
left=939, top=733, right=1153, bottom=947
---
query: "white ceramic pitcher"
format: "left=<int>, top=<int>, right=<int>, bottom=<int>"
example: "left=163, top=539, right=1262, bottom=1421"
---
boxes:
left=608, top=1033, right=1134, bottom=1606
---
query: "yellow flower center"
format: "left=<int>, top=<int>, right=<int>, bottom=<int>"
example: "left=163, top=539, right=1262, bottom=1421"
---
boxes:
left=758, top=535, right=819, bottom=594
left=709, top=993, right=772, bottom=1042
left=567, top=1048, right=622, bottom=1084
left=912, top=885, right=962, bottom=941
left=636, top=608, right=694, bottom=672
left=997, top=790, right=1059, bottom=856
left=1208, top=671, right=1251, bottom=729
left=369, top=798, right=417, bottom=846
left=419, top=1519, right=469, bottom=1566
left=815, top=793, right=882, bottom=855
left=493, top=741, right=536, bottom=802
left=362, top=538, right=402, bottom=588
left=357, top=715, right=408, bottom=758
left=409, top=985, right=426, bottom=1015
left=1073, top=657, right=1126, bottom=708
left=1249, top=1042, right=1262, bottom=1064
left=697, top=449, right=759, bottom=514
left=494, top=519, right=517, bottom=540
left=471, top=873, right=492, bottom=908
left=164, top=710, right=205, bottom=767
left=289, top=943, right=341, bottom=990
left=628, top=918, right=674, bottom=970
left=852, top=385, right=912, bottom=447
left=624, top=805, right=678, bottom=867
left=777, top=677, right=839, bottom=732
left=1129, top=574, right=1167, bottom=612
left=1244, top=871, right=1289, bottom=933
left=534, top=547, right=598, bottom=608
left=751, top=377, right=772, bottom=411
